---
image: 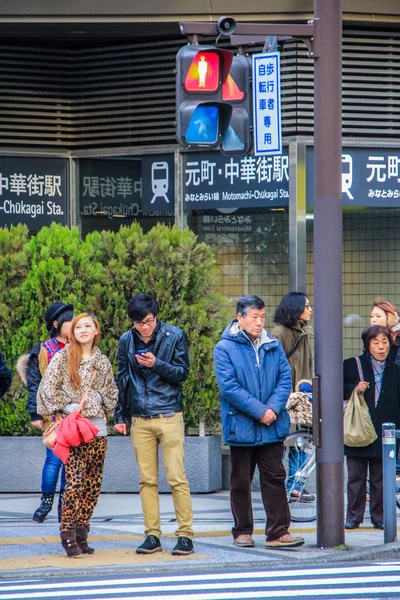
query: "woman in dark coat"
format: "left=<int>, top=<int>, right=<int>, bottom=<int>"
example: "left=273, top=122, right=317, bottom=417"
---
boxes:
left=344, top=325, right=400, bottom=530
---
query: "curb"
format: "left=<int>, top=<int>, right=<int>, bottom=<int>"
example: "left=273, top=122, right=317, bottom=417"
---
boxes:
left=1, top=541, right=400, bottom=581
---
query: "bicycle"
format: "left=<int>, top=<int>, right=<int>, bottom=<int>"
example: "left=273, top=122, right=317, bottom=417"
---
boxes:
left=284, top=431, right=400, bottom=523
left=283, top=428, right=317, bottom=522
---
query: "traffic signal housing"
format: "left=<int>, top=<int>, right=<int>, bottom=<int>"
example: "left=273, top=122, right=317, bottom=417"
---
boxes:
left=220, top=54, right=252, bottom=156
left=176, top=45, right=233, bottom=150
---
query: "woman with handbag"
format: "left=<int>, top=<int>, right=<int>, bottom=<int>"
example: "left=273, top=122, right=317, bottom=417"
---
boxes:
left=37, top=312, right=118, bottom=557
left=344, top=325, right=400, bottom=530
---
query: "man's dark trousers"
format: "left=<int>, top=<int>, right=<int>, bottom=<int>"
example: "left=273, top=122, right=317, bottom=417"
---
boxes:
left=230, top=442, right=290, bottom=541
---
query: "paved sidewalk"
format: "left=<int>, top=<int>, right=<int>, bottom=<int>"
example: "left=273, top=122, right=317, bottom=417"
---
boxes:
left=0, top=491, right=400, bottom=579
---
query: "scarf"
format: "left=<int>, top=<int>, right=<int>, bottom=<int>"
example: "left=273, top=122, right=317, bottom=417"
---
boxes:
left=371, top=356, right=386, bottom=406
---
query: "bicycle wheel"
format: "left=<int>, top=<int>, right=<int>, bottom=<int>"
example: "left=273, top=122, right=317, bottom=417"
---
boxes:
left=283, top=429, right=317, bottom=522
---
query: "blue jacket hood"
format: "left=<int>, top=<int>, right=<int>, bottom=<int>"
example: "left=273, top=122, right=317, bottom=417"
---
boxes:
left=221, top=319, right=279, bottom=349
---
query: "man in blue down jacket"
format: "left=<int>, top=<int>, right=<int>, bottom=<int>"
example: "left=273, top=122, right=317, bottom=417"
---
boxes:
left=214, top=294, right=304, bottom=549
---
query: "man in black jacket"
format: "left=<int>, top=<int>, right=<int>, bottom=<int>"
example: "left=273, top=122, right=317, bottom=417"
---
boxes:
left=114, top=293, right=194, bottom=556
left=0, top=350, right=12, bottom=398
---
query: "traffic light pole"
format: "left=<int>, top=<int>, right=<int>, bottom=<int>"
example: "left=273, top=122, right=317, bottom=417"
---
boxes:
left=180, top=3, right=344, bottom=547
left=313, top=0, right=344, bottom=548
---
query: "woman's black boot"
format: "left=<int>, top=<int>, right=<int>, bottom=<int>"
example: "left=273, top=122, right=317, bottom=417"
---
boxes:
left=60, top=530, right=82, bottom=558
left=32, top=493, right=54, bottom=523
left=76, top=526, right=95, bottom=554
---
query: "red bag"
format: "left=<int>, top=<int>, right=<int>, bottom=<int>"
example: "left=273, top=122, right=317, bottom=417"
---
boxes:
left=42, top=369, right=97, bottom=450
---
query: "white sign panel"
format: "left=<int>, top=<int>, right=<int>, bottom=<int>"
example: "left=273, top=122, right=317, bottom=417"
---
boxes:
left=252, top=52, right=282, bottom=156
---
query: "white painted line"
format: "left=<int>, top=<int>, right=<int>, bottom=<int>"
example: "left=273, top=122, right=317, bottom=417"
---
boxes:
left=0, top=575, right=399, bottom=599
left=103, top=589, right=400, bottom=600
left=2, top=563, right=400, bottom=592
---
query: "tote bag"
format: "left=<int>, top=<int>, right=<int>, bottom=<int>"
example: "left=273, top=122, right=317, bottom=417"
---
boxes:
left=343, top=357, right=378, bottom=447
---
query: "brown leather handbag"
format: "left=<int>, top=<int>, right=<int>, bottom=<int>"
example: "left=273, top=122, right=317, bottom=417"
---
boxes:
left=42, top=415, right=62, bottom=449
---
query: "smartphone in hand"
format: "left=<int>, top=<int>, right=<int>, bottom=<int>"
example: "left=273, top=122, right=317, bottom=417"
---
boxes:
left=136, top=349, right=148, bottom=355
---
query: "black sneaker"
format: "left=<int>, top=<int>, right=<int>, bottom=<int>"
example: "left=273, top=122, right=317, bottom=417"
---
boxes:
left=136, top=534, right=162, bottom=554
left=171, top=536, right=194, bottom=555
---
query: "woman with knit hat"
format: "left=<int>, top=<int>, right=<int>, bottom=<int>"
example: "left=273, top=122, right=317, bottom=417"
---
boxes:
left=24, top=302, right=74, bottom=523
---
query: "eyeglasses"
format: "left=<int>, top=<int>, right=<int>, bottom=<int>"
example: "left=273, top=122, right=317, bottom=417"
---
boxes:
left=134, top=316, right=156, bottom=328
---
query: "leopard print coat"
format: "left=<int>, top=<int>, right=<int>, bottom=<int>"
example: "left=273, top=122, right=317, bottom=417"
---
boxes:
left=37, top=346, right=118, bottom=419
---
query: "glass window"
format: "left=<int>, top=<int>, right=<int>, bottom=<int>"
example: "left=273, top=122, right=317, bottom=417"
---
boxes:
left=78, top=155, right=175, bottom=236
left=307, top=207, right=400, bottom=358
left=187, top=207, right=289, bottom=326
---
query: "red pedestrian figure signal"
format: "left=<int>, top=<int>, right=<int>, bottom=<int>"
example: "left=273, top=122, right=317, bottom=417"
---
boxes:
left=184, top=52, right=220, bottom=92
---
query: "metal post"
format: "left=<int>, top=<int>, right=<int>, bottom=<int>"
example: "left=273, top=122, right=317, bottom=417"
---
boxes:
left=174, top=149, right=186, bottom=231
left=313, top=0, right=344, bottom=547
left=382, top=422, right=397, bottom=543
left=288, top=140, right=307, bottom=293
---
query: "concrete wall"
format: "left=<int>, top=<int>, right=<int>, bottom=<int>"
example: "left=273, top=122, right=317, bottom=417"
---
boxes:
left=222, top=449, right=261, bottom=492
left=0, top=1, right=398, bottom=44
left=0, top=435, right=222, bottom=494
left=1, top=1, right=399, bottom=18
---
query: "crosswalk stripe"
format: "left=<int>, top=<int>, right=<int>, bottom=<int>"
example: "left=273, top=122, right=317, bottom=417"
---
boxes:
left=2, top=563, right=400, bottom=593
left=4, top=586, right=400, bottom=600
left=1, top=575, right=400, bottom=599
left=1, top=566, right=399, bottom=600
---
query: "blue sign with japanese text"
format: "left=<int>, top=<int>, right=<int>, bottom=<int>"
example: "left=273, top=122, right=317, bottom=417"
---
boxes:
left=307, top=148, right=400, bottom=207
left=252, top=52, right=282, bottom=156
left=183, top=150, right=289, bottom=208
left=0, top=157, right=68, bottom=230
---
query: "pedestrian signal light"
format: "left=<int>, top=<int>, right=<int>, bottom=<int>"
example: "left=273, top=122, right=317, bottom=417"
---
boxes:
left=221, top=55, right=252, bottom=156
left=222, top=74, right=245, bottom=102
left=176, top=45, right=234, bottom=150
left=221, top=112, right=247, bottom=153
left=184, top=52, right=220, bottom=93
left=176, top=45, right=252, bottom=154
left=185, top=104, right=219, bottom=144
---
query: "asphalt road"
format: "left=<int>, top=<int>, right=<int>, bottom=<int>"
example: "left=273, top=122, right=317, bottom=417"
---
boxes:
left=1, top=561, right=400, bottom=600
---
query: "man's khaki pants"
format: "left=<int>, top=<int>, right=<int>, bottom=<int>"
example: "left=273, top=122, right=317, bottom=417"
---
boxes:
left=131, top=412, right=194, bottom=539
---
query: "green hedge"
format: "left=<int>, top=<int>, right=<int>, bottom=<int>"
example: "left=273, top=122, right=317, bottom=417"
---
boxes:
left=0, top=222, right=229, bottom=435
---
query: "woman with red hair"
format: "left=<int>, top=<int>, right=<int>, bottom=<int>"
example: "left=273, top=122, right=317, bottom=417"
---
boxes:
left=37, top=313, right=118, bottom=557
